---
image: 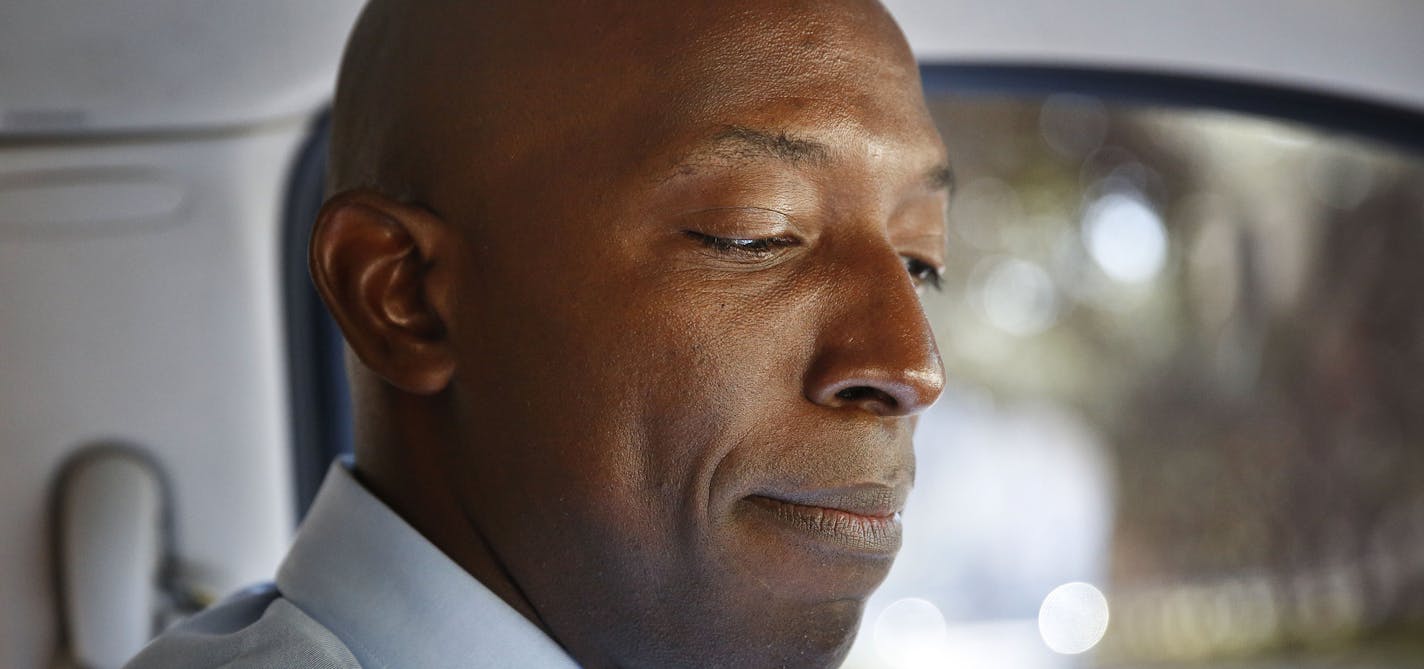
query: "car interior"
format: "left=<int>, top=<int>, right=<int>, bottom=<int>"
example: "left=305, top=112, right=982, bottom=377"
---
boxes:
left=2, top=2, right=1421, bottom=668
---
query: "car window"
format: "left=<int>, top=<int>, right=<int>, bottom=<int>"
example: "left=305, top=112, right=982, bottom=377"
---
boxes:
left=845, top=92, right=1424, bottom=668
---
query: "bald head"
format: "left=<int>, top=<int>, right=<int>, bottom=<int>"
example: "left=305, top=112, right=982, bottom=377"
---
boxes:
left=312, top=1, right=947, bottom=666
left=328, top=0, right=920, bottom=199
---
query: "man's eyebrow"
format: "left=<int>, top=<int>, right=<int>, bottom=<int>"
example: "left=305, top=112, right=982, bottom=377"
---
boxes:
left=693, top=125, right=833, bottom=167
left=666, top=125, right=956, bottom=193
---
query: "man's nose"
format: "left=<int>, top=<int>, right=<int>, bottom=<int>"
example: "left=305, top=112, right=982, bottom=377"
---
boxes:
left=804, top=244, right=946, bottom=418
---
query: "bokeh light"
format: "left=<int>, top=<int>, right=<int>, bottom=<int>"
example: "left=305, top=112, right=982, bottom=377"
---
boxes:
left=1081, top=191, right=1167, bottom=283
left=974, top=257, right=1059, bottom=335
left=874, top=597, right=948, bottom=668
left=1038, top=582, right=1110, bottom=655
left=1039, top=94, right=1109, bottom=160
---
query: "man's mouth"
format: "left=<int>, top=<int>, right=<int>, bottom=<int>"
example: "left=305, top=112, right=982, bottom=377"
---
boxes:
left=744, top=485, right=906, bottom=556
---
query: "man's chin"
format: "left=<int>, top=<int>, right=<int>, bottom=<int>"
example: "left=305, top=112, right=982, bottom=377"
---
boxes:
left=682, top=594, right=866, bottom=669
left=758, top=596, right=866, bottom=669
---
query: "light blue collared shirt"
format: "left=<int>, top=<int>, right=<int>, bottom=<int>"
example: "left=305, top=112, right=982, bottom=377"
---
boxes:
left=125, top=459, right=579, bottom=669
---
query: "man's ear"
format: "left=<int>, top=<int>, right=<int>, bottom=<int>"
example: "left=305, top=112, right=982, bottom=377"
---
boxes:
left=309, top=189, right=456, bottom=395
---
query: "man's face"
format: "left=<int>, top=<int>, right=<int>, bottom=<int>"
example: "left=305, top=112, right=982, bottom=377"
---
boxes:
left=421, top=2, right=948, bottom=665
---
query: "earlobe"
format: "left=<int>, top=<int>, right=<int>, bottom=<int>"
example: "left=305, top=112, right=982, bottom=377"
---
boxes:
left=309, top=189, right=456, bottom=395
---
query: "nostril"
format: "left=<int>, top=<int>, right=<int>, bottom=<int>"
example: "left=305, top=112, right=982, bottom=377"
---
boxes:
left=834, top=385, right=898, bottom=411
left=834, top=387, right=872, bottom=401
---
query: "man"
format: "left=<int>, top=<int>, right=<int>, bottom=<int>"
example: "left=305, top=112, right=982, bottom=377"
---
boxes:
left=128, top=0, right=948, bottom=666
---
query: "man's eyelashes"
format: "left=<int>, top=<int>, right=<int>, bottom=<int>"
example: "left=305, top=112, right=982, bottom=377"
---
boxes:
left=904, top=257, right=943, bottom=292
left=685, top=231, right=801, bottom=257
left=685, top=230, right=944, bottom=291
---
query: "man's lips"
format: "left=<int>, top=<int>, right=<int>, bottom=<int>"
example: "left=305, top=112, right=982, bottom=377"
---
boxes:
left=744, top=484, right=908, bottom=556
left=751, top=484, right=907, bottom=519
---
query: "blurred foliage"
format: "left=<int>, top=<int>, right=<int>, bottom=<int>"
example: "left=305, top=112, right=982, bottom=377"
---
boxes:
left=922, top=95, right=1424, bottom=665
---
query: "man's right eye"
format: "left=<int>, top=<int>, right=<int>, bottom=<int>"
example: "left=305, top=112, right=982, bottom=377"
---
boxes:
left=684, top=231, right=801, bottom=258
left=904, top=256, right=944, bottom=293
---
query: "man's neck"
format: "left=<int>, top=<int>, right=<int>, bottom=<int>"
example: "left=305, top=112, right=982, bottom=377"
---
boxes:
left=350, top=416, right=554, bottom=640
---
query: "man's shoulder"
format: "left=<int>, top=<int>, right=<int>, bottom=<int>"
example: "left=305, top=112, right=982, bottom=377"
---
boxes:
left=124, top=584, right=362, bottom=669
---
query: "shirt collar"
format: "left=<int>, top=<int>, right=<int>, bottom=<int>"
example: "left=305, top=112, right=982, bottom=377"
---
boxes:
left=276, top=458, right=579, bottom=669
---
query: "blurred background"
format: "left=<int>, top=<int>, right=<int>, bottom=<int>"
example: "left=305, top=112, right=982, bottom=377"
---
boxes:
left=845, top=94, right=1424, bottom=668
